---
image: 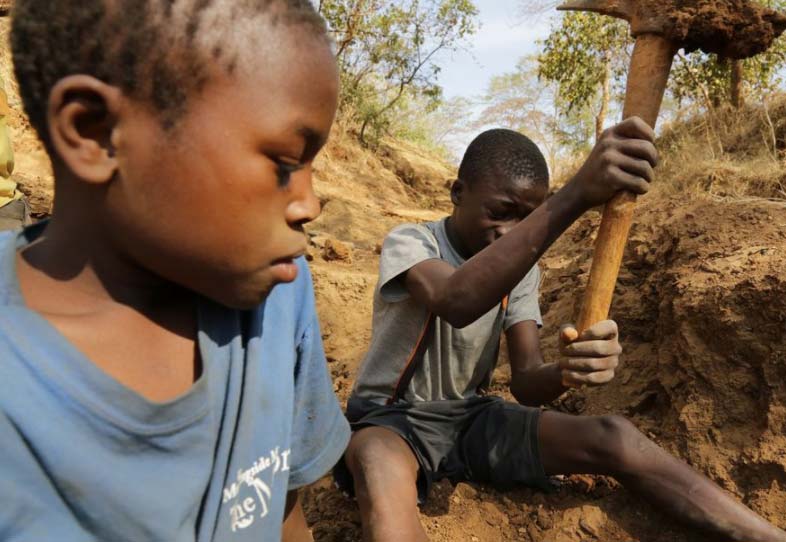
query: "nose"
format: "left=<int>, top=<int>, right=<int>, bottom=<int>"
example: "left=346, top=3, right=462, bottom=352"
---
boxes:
left=286, top=171, right=321, bottom=227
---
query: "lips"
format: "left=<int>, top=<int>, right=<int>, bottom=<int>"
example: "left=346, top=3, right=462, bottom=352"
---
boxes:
left=268, top=247, right=307, bottom=283
left=272, top=249, right=305, bottom=266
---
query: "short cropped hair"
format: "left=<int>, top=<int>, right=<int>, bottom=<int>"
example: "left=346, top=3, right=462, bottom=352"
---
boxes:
left=458, top=129, right=549, bottom=189
left=11, top=0, right=328, bottom=150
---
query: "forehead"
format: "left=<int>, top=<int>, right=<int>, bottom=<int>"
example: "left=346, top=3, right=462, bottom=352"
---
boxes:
left=470, top=175, right=547, bottom=209
left=184, top=24, right=338, bottom=144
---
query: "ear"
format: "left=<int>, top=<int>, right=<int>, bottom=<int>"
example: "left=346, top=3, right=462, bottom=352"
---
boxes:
left=450, top=179, right=465, bottom=206
left=48, top=75, right=123, bottom=185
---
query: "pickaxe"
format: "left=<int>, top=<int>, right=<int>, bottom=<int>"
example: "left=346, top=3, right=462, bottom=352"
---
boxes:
left=556, top=0, right=786, bottom=342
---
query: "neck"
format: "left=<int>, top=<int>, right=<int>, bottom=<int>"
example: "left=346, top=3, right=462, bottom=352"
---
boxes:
left=445, top=214, right=473, bottom=260
left=17, top=192, right=188, bottom=317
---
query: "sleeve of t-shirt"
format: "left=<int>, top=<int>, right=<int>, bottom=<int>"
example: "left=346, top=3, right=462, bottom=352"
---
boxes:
left=378, top=224, right=441, bottom=302
left=503, top=265, right=543, bottom=330
left=287, top=277, right=351, bottom=490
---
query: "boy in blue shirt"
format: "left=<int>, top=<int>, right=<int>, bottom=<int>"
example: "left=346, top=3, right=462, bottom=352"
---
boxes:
left=1, top=1, right=349, bottom=540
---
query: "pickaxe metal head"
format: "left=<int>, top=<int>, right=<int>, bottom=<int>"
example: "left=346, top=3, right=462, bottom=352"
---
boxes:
left=557, top=0, right=666, bottom=37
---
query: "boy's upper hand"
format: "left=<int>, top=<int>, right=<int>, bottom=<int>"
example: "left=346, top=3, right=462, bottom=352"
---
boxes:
left=558, top=320, right=621, bottom=388
left=568, top=117, right=658, bottom=209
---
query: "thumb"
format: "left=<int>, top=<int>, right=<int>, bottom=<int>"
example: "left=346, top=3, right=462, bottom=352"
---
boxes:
left=560, top=324, right=579, bottom=345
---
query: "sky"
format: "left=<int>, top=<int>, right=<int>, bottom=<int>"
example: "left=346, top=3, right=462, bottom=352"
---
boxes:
left=433, top=0, right=558, bottom=156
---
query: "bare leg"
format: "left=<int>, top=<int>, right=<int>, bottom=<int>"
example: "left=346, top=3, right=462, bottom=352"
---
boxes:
left=345, top=426, right=428, bottom=542
left=538, top=411, right=786, bottom=542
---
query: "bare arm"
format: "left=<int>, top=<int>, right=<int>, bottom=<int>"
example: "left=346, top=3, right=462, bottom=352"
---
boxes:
left=281, top=490, right=313, bottom=542
left=404, top=118, right=657, bottom=327
left=507, top=321, right=567, bottom=406
left=404, top=183, right=586, bottom=328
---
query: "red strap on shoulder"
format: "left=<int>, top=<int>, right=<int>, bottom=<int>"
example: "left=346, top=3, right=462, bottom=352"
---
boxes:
left=386, top=312, right=435, bottom=405
left=386, top=295, right=510, bottom=405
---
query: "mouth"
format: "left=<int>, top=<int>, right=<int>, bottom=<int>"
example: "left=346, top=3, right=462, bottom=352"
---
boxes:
left=268, top=247, right=307, bottom=283
left=275, top=243, right=308, bottom=263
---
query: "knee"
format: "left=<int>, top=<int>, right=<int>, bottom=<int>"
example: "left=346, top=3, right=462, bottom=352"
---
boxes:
left=345, top=429, right=416, bottom=486
left=585, top=414, right=644, bottom=475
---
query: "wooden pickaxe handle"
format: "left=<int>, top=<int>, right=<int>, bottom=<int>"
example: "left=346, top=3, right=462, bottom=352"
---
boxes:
left=575, top=34, right=675, bottom=335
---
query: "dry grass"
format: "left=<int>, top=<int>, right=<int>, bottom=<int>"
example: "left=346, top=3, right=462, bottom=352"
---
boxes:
left=655, top=95, right=786, bottom=201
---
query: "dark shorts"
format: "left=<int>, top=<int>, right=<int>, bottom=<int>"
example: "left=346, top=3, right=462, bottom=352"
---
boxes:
left=334, top=395, right=552, bottom=503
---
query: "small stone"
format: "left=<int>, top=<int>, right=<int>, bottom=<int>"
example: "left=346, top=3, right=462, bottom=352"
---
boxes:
left=580, top=518, right=600, bottom=538
left=323, top=238, right=353, bottom=263
left=536, top=508, right=553, bottom=530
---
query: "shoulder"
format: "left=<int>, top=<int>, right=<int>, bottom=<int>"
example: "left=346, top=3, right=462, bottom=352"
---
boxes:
left=385, top=222, right=437, bottom=243
left=382, top=221, right=441, bottom=255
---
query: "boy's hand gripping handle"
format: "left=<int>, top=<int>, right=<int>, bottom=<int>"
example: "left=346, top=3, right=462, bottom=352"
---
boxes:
left=575, top=35, right=675, bottom=336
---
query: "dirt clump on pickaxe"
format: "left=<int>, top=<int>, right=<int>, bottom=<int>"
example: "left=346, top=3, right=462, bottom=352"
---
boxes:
left=556, top=0, right=786, bottom=371
left=667, top=0, right=786, bottom=58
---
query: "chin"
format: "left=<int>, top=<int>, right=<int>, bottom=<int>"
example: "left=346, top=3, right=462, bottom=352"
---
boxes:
left=205, top=277, right=278, bottom=310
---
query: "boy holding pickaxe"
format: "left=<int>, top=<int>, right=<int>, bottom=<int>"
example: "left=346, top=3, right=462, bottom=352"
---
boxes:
left=336, top=126, right=786, bottom=542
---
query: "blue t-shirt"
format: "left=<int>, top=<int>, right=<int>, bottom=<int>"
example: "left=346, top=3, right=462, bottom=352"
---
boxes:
left=0, top=225, right=350, bottom=542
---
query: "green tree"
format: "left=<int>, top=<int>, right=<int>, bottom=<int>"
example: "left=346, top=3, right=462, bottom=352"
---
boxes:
left=476, top=56, right=597, bottom=176
left=319, top=0, right=478, bottom=144
left=670, top=36, right=786, bottom=110
left=537, top=12, right=632, bottom=142
left=389, top=94, right=474, bottom=158
left=476, top=57, right=561, bottom=170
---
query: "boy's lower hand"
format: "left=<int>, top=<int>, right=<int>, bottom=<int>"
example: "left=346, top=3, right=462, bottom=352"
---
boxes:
left=567, top=117, right=658, bottom=209
left=558, top=320, right=621, bottom=388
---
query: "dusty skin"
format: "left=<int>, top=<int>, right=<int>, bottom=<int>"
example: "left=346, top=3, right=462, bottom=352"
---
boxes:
left=3, top=14, right=786, bottom=542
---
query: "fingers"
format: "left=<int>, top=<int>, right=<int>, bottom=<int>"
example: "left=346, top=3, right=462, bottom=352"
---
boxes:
left=609, top=165, right=650, bottom=195
left=560, top=320, right=621, bottom=357
left=561, top=320, right=618, bottom=342
left=613, top=153, right=655, bottom=183
left=559, top=320, right=621, bottom=388
left=615, top=138, right=659, bottom=168
left=559, top=324, right=579, bottom=345
left=563, top=338, right=622, bottom=358
left=582, top=320, right=618, bottom=340
left=559, top=355, right=619, bottom=372
left=561, top=368, right=617, bottom=387
left=611, top=116, right=656, bottom=143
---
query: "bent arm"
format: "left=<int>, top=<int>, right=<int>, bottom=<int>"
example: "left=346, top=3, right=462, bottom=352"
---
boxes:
left=404, top=184, right=586, bottom=327
left=506, top=321, right=567, bottom=407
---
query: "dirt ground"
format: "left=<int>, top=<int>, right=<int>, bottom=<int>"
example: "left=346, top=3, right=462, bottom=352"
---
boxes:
left=3, top=14, right=786, bottom=542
